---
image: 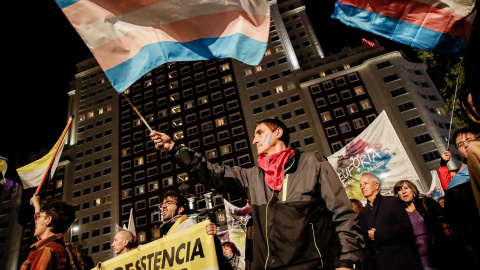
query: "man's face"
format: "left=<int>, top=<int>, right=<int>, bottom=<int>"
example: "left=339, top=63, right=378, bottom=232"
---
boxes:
left=161, top=196, right=181, bottom=221
left=360, top=176, right=379, bottom=199
left=33, top=211, right=50, bottom=239
left=252, top=123, right=279, bottom=156
left=111, top=232, right=127, bottom=254
left=455, top=132, right=476, bottom=158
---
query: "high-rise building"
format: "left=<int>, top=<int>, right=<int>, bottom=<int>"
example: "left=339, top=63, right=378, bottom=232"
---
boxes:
left=3, top=0, right=457, bottom=267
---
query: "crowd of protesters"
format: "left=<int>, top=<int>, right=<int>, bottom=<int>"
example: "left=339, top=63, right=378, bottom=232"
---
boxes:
left=22, top=116, right=480, bottom=270
left=22, top=120, right=480, bottom=270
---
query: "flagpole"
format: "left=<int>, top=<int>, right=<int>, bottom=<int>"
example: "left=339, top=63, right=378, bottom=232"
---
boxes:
left=446, top=57, right=464, bottom=151
left=35, top=116, right=74, bottom=195
left=122, top=93, right=153, bottom=133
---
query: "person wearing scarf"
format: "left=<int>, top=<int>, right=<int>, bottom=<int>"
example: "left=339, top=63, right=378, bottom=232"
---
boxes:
left=150, top=118, right=364, bottom=270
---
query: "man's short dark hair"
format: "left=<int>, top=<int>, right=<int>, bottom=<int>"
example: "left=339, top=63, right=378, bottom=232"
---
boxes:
left=451, top=126, right=478, bottom=145
left=256, top=118, right=290, bottom=146
left=41, top=201, right=76, bottom=234
left=163, top=190, right=190, bottom=215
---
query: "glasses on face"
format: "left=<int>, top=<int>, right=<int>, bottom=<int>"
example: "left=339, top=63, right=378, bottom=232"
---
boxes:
left=160, top=200, right=178, bottom=208
left=457, top=137, right=475, bottom=148
left=34, top=212, right=47, bottom=221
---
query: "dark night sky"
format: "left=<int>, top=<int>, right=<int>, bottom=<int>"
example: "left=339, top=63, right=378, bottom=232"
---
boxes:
left=2, top=0, right=402, bottom=166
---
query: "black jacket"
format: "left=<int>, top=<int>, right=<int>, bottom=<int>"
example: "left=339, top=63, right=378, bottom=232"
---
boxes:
left=358, top=194, right=423, bottom=270
left=170, top=145, right=364, bottom=269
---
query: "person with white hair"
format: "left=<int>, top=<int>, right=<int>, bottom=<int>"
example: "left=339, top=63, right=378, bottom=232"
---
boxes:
left=357, top=172, right=423, bottom=270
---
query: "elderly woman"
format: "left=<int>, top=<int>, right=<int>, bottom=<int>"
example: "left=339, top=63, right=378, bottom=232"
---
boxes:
left=393, top=180, right=446, bottom=270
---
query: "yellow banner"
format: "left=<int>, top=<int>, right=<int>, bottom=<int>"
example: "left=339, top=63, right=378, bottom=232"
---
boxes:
left=97, top=221, right=219, bottom=270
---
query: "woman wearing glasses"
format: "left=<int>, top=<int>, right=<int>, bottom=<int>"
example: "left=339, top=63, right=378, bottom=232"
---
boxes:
left=438, top=127, right=480, bottom=268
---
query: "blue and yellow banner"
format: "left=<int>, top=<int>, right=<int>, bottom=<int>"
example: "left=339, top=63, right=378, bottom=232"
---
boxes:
left=97, top=221, right=219, bottom=270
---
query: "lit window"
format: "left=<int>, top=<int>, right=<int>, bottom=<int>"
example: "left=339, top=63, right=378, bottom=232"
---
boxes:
left=359, top=100, right=372, bottom=110
left=172, top=118, right=183, bottom=127
left=162, top=177, right=173, bottom=188
left=168, top=71, right=177, bottom=79
left=244, top=69, right=252, bottom=76
left=134, top=157, right=144, bottom=167
left=215, top=117, right=227, bottom=127
left=275, top=85, right=284, bottom=93
left=220, top=63, right=230, bottom=71
left=170, top=93, right=180, bottom=101
left=171, top=105, right=181, bottom=114
left=222, top=75, right=233, bottom=84
left=206, top=149, right=217, bottom=159
left=354, top=86, right=366, bottom=96
left=198, top=96, right=208, bottom=105
left=220, top=145, right=232, bottom=155
left=177, top=173, right=189, bottom=183
left=173, top=131, right=184, bottom=140
left=93, top=198, right=101, bottom=206
left=122, top=189, right=132, bottom=199
left=286, top=82, right=296, bottom=90
left=135, top=185, right=145, bottom=195
left=321, top=112, right=332, bottom=122
left=255, top=65, right=263, bottom=72
left=169, top=81, right=178, bottom=89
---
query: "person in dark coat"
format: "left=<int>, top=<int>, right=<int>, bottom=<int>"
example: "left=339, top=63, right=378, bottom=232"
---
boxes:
left=358, top=172, right=423, bottom=270
left=393, top=180, right=456, bottom=270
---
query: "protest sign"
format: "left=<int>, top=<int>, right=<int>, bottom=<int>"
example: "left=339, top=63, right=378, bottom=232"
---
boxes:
left=97, top=221, right=218, bottom=270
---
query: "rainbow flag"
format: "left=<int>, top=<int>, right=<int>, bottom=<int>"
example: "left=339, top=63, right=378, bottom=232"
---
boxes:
left=54, top=0, right=270, bottom=93
left=332, top=0, right=477, bottom=57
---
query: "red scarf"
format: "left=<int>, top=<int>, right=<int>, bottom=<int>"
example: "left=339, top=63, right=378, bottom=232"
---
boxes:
left=257, top=148, right=296, bottom=191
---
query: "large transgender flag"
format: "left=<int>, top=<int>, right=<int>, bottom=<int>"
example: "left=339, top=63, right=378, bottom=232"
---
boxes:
left=54, top=0, right=271, bottom=93
left=332, top=0, right=477, bottom=57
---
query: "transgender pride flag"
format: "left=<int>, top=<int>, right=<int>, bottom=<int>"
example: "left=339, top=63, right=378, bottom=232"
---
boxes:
left=332, top=0, right=477, bottom=57
left=54, top=0, right=270, bottom=93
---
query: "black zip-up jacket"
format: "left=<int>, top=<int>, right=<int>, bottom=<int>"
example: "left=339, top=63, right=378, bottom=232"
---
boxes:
left=170, top=145, right=364, bottom=269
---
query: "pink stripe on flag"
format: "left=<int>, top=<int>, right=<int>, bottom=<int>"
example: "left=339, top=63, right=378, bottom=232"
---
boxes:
left=63, top=0, right=168, bottom=28
left=338, top=0, right=474, bottom=38
left=92, top=11, right=269, bottom=70
left=63, top=0, right=267, bottom=32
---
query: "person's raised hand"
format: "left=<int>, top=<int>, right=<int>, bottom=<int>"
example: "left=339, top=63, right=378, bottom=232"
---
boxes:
left=205, top=217, right=217, bottom=235
left=150, top=130, right=175, bottom=151
left=30, top=195, right=41, bottom=213
left=441, top=151, right=451, bottom=162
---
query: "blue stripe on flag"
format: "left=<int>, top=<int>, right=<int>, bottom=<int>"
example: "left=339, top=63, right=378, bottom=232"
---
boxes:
left=105, top=33, right=267, bottom=93
left=332, top=2, right=467, bottom=57
left=55, top=0, right=81, bottom=9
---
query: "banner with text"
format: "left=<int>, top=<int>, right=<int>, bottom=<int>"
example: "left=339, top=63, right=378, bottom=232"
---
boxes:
left=328, top=111, right=424, bottom=201
left=97, top=221, right=218, bottom=270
